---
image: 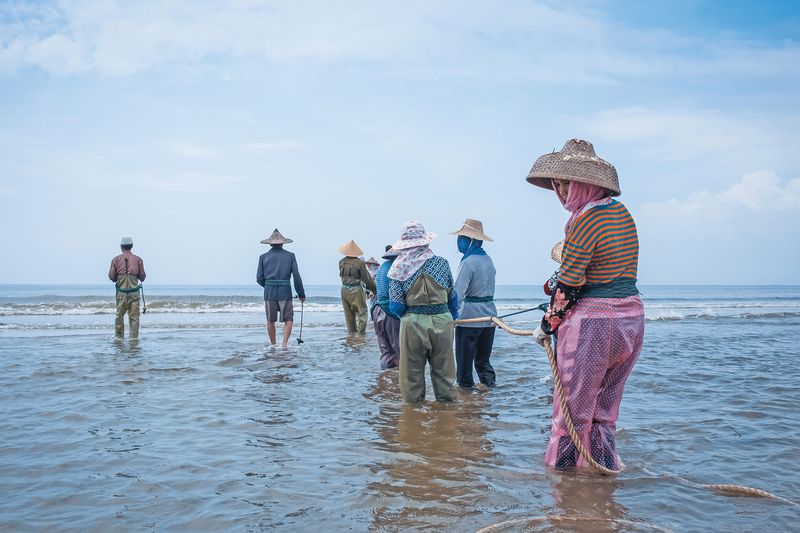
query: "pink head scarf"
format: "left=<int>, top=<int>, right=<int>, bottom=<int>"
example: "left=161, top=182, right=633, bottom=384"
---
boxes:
left=554, top=180, right=611, bottom=232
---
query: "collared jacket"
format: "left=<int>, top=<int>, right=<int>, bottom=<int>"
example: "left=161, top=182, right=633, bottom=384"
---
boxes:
left=257, top=247, right=305, bottom=301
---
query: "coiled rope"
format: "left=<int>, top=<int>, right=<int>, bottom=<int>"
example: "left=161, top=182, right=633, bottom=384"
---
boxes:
left=454, top=315, right=798, bottom=505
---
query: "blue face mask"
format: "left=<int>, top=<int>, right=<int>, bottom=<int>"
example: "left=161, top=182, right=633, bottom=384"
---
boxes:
left=457, top=235, right=485, bottom=260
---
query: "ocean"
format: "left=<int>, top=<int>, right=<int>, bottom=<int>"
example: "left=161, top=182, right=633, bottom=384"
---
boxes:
left=1, top=284, right=798, bottom=531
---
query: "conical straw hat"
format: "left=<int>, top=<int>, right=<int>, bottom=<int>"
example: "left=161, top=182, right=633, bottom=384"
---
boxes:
left=551, top=240, right=564, bottom=264
left=365, top=256, right=380, bottom=266
left=338, top=240, right=364, bottom=257
left=260, top=228, right=293, bottom=244
left=450, top=218, right=493, bottom=241
left=526, top=139, right=621, bottom=196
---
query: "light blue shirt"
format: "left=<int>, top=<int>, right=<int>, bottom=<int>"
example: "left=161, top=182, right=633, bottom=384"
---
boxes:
left=454, top=253, right=497, bottom=327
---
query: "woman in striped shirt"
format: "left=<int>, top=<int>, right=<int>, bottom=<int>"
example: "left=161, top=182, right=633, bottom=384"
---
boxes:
left=527, top=139, right=645, bottom=471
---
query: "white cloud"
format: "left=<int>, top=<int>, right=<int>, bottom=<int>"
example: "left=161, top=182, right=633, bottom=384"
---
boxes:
left=171, top=142, right=220, bottom=159
left=1, top=0, right=798, bottom=84
left=140, top=172, right=247, bottom=193
left=580, top=107, right=784, bottom=161
left=641, top=171, right=800, bottom=215
left=242, top=140, right=305, bottom=151
left=25, top=33, right=88, bottom=73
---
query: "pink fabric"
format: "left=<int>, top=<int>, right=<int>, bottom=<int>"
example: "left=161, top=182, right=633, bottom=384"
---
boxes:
left=544, top=296, right=644, bottom=470
left=108, top=252, right=146, bottom=282
left=553, top=180, right=610, bottom=232
left=388, top=245, right=434, bottom=282
left=366, top=263, right=380, bottom=278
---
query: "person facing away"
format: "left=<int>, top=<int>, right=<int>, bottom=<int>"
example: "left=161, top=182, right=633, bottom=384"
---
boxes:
left=256, top=228, right=305, bottom=348
left=372, top=245, right=401, bottom=369
left=338, top=240, right=376, bottom=335
left=108, top=236, right=146, bottom=338
left=364, top=256, right=380, bottom=311
left=527, top=139, right=643, bottom=470
left=452, top=219, right=498, bottom=389
left=388, top=221, right=459, bottom=403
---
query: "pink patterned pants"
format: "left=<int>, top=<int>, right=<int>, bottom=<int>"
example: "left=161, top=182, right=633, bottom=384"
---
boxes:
left=544, top=296, right=645, bottom=470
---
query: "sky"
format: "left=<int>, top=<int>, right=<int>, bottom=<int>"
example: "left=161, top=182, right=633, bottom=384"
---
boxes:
left=1, top=0, right=799, bottom=285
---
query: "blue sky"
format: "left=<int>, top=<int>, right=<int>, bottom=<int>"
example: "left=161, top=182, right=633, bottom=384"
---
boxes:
left=1, top=0, right=798, bottom=285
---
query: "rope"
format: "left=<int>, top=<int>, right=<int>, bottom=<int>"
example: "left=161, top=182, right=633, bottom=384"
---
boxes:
left=475, top=515, right=675, bottom=533
left=453, top=315, right=799, bottom=504
left=542, top=335, right=621, bottom=475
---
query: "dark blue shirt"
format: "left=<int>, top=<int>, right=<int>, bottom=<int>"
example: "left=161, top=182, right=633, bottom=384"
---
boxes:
left=256, top=247, right=305, bottom=301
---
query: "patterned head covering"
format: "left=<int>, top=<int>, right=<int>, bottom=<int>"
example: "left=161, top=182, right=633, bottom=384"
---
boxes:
left=390, top=221, right=437, bottom=250
left=388, top=221, right=436, bottom=282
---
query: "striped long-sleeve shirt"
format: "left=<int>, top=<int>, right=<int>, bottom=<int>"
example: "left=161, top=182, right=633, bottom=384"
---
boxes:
left=559, top=199, right=638, bottom=287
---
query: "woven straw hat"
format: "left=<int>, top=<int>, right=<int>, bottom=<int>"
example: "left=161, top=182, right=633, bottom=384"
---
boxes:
left=261, top=228, right=293, bottom=244
left=392, top=221, right=436, bottom=250
left=450, top=219, right=493, bottom=242
left=526, top=139, right=620, bottom=196
left=120, top=236, right=134, bottom=246
left=338, top=240, right=364, bottom=257
left=551, top=240, right=564, bottom=264
left=365, top=256, right=379, bottom=266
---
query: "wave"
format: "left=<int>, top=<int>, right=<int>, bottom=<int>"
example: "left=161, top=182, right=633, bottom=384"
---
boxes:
left=2, top=297, right=799, bottom=319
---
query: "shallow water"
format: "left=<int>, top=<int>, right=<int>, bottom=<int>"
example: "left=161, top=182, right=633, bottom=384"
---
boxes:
left=1, top=286, right=799, bottom=531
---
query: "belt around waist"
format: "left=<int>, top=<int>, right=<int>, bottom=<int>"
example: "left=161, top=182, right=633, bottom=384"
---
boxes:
left=581, top=278, right=639, bottom=298
left=264, top=279, right=291, bottom=286
left=342, top=282, right=362, bottom=289
left=464, top=295, right=494, bottom=303
left=115, top=284, right=141, bottom=294
left=407, top=303, right=449, bottom=315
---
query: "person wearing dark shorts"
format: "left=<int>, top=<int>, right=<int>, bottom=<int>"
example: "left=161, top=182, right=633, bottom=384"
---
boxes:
left=257, top=229, right=305, bottom=348
left=265, top=299, right=294, bottom=323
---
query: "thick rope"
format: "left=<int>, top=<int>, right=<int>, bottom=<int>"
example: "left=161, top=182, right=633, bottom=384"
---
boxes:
left=542, top=336, right=621, bottom=475
left=475, top=514, right=676, bottom=533
left=453, top=315, right=798, bottom=504
left=457, top=315, right=616, bottom=473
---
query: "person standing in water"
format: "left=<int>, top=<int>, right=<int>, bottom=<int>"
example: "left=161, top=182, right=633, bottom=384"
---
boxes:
left=388, top=221, right=459, bottom=403
left=527, top=139, right=644, bottom=470
left=451, top=219, right=497, bottom=389
left=257, top=229, right=306, bottom=348
left=372, top=246, right=401, bottom=369
left=338, top=241, right=376, bottom=335
left=108, top=236, right=146, bottom=338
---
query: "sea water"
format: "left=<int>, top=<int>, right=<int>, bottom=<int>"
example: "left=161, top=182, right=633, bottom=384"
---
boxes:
left=1, top=284, right=798, bottom=531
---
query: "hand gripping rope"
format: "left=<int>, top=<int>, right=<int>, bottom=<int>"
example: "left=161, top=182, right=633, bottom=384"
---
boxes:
left=453, top=314, right=799, bottom=508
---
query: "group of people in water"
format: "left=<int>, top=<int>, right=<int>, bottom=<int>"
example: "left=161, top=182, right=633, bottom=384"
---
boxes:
left=111, top=139, right=645, bottom=471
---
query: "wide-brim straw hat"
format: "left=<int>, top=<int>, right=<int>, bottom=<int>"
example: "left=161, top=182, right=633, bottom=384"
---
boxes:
left=365, top=256, right=379, bottom=266
left=450, top=218, right=493, bottom=242
left=338, top=240, right=364, bottom=257
left=526, top=139, right=621, bottom=196
left=261, top=228, right=293, bottom=244
left=392, top=221, right=436, bottom=250
left=551, top=240, right=564, bottom=264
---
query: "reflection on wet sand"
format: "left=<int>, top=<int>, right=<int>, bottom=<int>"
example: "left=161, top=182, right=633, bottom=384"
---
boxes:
left=546, top=472, right=628, bottom=532
left=112, top=336, right=140, bottom=355
left=367, top=391, right=499, bottom=531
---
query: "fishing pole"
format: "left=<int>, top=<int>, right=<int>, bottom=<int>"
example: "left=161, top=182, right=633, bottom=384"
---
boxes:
left=296, top=297, right=304, bottom=344
left=497, top=302, right=549, bottom=320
